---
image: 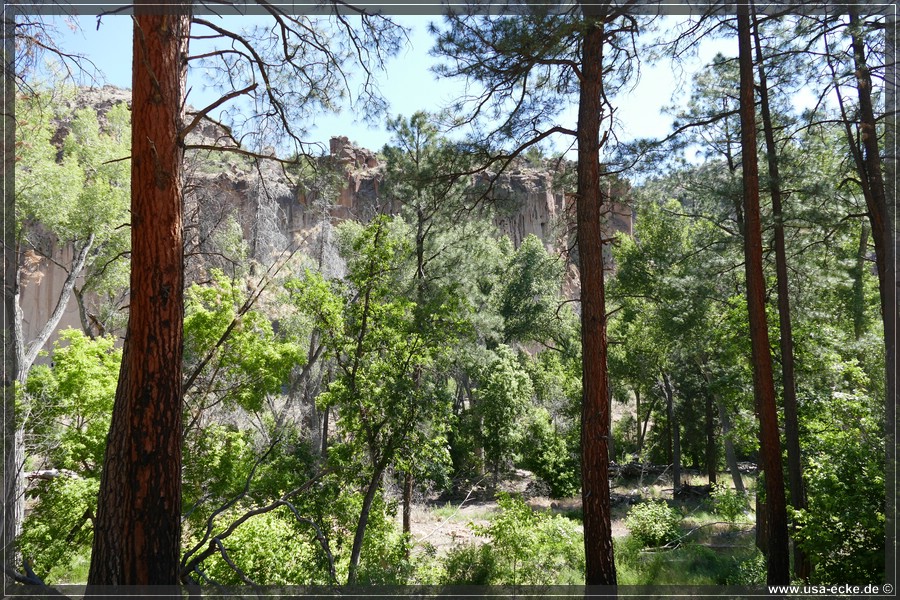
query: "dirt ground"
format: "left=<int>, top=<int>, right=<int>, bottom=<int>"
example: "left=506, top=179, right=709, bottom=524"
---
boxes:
left=405, top=469, right=637, bottom=556
left=404, top=467, right=754, bottom=557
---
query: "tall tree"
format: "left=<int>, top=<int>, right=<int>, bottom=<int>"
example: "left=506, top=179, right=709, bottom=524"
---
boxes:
left=576, top=8, right=616, bottom=585
left=87, top=7, right=190, bottom=585
left=736, top=4, right=790, bottom=584
left=431, top=2, right=646, bottom=582
left=750, top=12, right=808, bottom=581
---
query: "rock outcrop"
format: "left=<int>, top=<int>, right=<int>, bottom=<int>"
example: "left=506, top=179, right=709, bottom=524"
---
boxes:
left=17, top=86, right=633, bottom=355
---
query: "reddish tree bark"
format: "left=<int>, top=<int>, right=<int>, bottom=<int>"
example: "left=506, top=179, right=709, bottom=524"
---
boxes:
left=88, top=7, right=189, bottom=586
left=737, top=5, right=790, bottom=585
left=751, top=13, right=809, bottom=581
left=577, top=12, right=616, bottom=587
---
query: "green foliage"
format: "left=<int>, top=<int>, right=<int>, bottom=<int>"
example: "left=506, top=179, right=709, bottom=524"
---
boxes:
left=791, top=393, right=884, bottom=584
left=624, top=500, right=682, bottom=548
left=519, top=408, right=579, bottom=498
left=191, top=507, right=328, bottom=586
left=19, top=476, right=98, bottom=583
left=497, top=235, right=573, bottom=347
left=19, top=330, right=121, bottom=583
left=709, top=483, right=748, bottom=522
left=183, top=269, right=305, bottom=412
left=615, top=536, right=750, bottom=585
left=24, top=329, right=121, bottom=476
left=724, top=550, right=766, bottom=585
left=442, top=493, right=583, bottom=585
left=16, top=87, right=132, bottom=305
left=473, top=346, right=534, bottom=478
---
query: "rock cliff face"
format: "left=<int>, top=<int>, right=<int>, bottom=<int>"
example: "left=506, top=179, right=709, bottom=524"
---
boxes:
left=290, top=136, right=632, bottom=256
left=18, top=86, right=632, bottom=352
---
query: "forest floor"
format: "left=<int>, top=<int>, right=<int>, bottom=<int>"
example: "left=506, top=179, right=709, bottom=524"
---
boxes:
left=405, top=468, right=757, bottom=559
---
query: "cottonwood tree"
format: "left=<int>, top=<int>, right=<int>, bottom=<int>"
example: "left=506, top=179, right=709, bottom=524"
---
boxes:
left=4, top=13, right=112, bottom=580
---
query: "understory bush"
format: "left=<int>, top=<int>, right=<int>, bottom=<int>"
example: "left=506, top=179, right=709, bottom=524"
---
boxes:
left=519, top=408, right=579, bottom=498
left=624, top=499, right=682, bottom=548
left=709, top=482, right=748, bottom=522
left=441, top=492, right=583, bottom=585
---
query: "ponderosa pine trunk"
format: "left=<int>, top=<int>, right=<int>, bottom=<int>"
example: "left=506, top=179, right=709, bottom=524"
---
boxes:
left=88, top=7, right=189, bottom=586
left=751, top=13, right=809, bottom=581
left=847, top=13, right=895, bottom=582
left=737, top=5, right=790, bottom=585
left=577, top=10, right=616, bottom=587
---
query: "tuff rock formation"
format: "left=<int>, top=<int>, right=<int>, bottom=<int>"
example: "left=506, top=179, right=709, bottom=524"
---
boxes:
left=17, top=86, right=632, bottom=354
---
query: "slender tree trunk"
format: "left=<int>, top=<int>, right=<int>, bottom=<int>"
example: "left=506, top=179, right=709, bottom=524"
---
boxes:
left=634, top=388, right=642, bottom=455
left=851, top=223, right=870, bottom=341
left=88, top=7, right=189, bottom=586
left=737, top=5, right=790, bottom=584
left=577, top=11, right=616, bottom=586
left=705, top=391, right=716, bottom=486
left=718, top=402, right=745, bottom=494
left=320, top=404, right=329, bottom=457
left=847, top=16, right=895, bottom=582
left=662, top=372, right=680, bottom=493
left=848, top=9, right=891, bottom=334
left=20, top=236, right=95, bottom=375
left=402, top=471, right=413, bottom=540
left=751, top=14, right=809, bottom=581
left=347, top=460, right=388, bottom=585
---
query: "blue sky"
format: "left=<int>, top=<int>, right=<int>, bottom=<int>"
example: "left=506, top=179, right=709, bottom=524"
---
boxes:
left=44, top=11, right=741, bottom=157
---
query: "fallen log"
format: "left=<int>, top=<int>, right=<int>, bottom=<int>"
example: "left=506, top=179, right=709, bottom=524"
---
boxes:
left=25, top=469, right=81, bottom=481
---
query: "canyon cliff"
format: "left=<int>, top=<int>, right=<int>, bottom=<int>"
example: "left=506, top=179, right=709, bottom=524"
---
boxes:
left=17, top=87, right=632, bottom=352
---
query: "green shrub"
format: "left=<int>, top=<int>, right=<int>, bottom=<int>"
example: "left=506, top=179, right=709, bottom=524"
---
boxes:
left=442, top=544, right=497, bottom=585
left=520, top=408, right=579, bottom=498
left=624, top=499, right=682, bottom=548
left=725, top=549, right=766, bottom=585
left=189, top=507, right=327, bottom=585
left=709, top=482, right=748, bottom=522
left=441, top=493, right=583, bottom=585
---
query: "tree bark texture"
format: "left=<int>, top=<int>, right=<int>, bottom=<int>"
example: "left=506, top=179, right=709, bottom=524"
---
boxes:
left=848, top=9, right=891, bottom=334
left=751, top=13, right=809, bottom=581
left=737, top=5, right=790, bottom=585
left=88, top=8, right=189, bottom=586
left=577, top=14, right=616, bottom=587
